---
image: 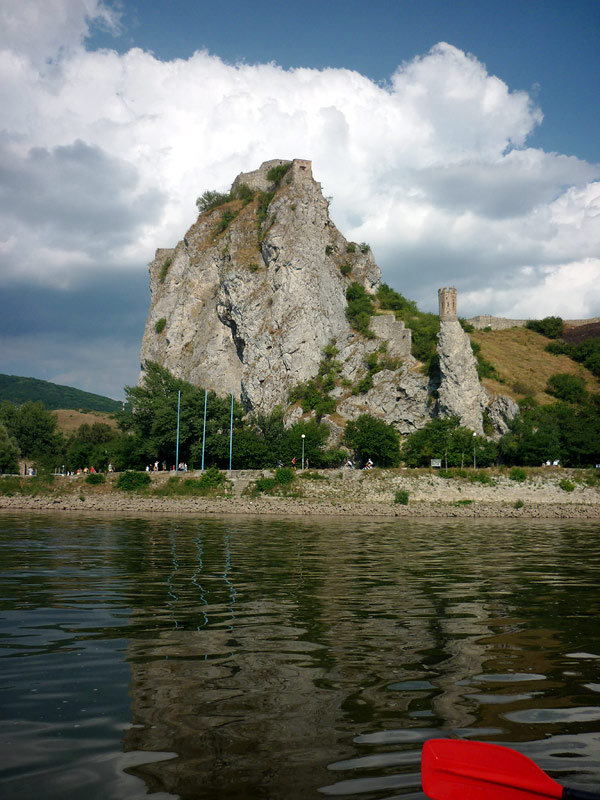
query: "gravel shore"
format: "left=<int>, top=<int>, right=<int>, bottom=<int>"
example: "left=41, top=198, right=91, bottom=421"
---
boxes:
left=1, top=468, right=599, bottom=518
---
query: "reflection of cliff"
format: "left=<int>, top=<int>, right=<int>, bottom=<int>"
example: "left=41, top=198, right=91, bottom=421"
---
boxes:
left=124, top=610, right=348, bottom=799
left=118, top=518, right=587, bottom=798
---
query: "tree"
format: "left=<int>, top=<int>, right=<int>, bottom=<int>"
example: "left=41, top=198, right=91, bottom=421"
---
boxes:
left=526, top=316, right=563, bottom=339
left=66, top=422, right=121, bottom=471
left=401, top=417, right=497, bottom=468
left=122, top=361, right=245, bottom=469
left=0, top=422, right=20, bottom=473
left=0, top=401, right=64, bottom=467
left=343, top=414, right=401, bottom=467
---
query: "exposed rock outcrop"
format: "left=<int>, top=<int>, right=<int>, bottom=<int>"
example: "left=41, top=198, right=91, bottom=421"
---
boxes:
left=140, top=159, right=517, bottom=440
left=139, top=159, right=381, bottom=413
left=437, top=318, right=489, bottom=435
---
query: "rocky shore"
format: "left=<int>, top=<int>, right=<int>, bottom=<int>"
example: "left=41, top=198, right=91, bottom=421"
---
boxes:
left=1, top=468, right=599, bottom=518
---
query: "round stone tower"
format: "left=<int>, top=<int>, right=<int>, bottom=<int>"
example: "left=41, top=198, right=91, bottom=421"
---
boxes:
left=438, top=287, right=457, bottom=320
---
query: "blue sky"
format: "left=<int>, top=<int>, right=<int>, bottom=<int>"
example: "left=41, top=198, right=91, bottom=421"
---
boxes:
left=0, top=0, right=599, bottom=399
left=88, top=0, right=599, bottom=162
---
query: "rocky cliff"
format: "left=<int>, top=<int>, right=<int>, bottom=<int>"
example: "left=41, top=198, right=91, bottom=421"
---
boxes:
left=140, top=159, right=516, bottom=439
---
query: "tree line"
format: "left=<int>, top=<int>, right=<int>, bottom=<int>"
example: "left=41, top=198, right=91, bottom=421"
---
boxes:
left=1, top=360, right=599, bottom=474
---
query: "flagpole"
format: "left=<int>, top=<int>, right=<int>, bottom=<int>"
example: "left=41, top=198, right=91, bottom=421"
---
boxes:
left=201, top=389, right=207, bottom=471
left=229, top=389, right=234, bottom=471
left=175, top=389, right=181, bottom=470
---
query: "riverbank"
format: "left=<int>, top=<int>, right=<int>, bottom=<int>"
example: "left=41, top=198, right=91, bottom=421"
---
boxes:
left=1, top=467, right=599, bottom=518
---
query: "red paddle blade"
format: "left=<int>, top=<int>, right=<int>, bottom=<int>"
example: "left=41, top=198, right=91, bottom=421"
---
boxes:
left=421, top=739, right=564, bottom=800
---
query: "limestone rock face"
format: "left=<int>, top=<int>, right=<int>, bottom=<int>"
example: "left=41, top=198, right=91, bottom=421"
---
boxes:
left=437, top=319, right=489, bottom=435
left=337, top=364, right=433, bottom=435
left=139, top=160, right=380, bottom=413
left=139, top=157, right=517, bottom=441
left=436, top=319, right=518, bottom=437
left=486, top=394, right=519, bottom=436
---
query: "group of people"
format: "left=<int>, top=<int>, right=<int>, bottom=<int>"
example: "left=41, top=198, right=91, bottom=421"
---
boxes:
left=345, top=458, right=373, bottom=470
left=145, top=461, right=188, bottom=472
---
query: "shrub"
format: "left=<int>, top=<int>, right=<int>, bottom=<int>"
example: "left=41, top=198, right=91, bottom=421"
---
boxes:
left=249, top=262, right=259, bottom=272
left=0, top=476, right=22, bottom=496
left=154, top=467, right=227, bottom=496
left=545, top=337, right=600, bottom=379
left=514, top=499, right=524, bottom=509
left=274, top=467, right=295, bottom=484
left=196, top=190, right=231, bottom=212
left=155, top=317, right=167, bottom=334
left=235, top=182, right=254, bottom=204
left=85, top=472, right=105, bottom=485
left=325, top=245, right=334, bottom=256
left=356, top=374, right=373, bottom=394
left=251, top=466, right=300, bottom=496
left=116, top=471, right=151, bottom=492
left=510, top=467, right=527, bottom=482
left=526, top=316, right=563, bottom=339
left=469, top=470, right=493, bottom=485
left=560, top=478, right=575, bottom=492
left=546, top=373, right=587, bottom=404
left=266, top=163, right=291, bottom=185
left=394, top=489, right=409, bottom=505
left=215, top=208, right=237, bottom=234
left=159, top=257, right=172, bottom=283
left=346, top=282, right=376, bottom=336
left=470, top=340, right=500, bottom=380
left=199, top=466, right=226, bottom=488
left=359, top=242, right=370, bottom=253
left=346, top=242, right=356, bottom=253
left=257, top=190, right=275, bottom=224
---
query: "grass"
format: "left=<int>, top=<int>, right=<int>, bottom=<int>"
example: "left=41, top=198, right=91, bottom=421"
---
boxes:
left=153, top=468, right=228, bottom=497
left=52, top=409, right=118, bottom=435
left=469, top=328, right=600, bottom=404
left=0, top=474, right=56, bottom=496
left=300, top=471, right=327, bottom=481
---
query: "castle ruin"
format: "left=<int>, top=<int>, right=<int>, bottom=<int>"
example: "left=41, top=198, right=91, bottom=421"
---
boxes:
left=438, top=287, right=457, bottom=320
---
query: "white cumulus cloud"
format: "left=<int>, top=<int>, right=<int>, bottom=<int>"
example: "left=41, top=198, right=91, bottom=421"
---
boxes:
left=0, top=0, right=599, bottom=394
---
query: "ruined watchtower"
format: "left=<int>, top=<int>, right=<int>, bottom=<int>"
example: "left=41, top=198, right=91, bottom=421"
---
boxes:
left=438, top=287, right=457, bottom=320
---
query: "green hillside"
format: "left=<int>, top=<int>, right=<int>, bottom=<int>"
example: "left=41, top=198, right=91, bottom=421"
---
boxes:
left=0, top=374, right=121, bottom=413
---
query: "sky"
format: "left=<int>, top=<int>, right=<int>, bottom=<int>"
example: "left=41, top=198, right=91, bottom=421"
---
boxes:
left=0, top=0, right=599, bottom=400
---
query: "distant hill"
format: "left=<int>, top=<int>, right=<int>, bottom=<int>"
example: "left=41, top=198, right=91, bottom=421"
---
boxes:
left=0, top=374, right=121, bottom=413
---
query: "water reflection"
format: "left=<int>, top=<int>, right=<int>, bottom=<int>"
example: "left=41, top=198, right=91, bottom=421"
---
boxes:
left=1, top=515, right=600, bottom=799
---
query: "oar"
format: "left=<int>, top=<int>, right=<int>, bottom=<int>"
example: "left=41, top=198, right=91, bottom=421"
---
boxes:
left=421, top=738, right=600, bottom=800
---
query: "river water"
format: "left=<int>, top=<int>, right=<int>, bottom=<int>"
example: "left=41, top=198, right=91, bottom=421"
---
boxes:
left=1, top=513, right=599, bottom=800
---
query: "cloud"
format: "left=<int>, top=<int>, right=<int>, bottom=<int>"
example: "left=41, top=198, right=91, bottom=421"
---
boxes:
left=0, top=0, right=120, bottom=67
left=0, top=1, right=599, bottom=395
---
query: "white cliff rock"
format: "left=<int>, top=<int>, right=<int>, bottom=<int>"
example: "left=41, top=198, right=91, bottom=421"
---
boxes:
left=437, top=318, right=489, bottom=435
left=139, top=161, right=516, bottom=441
left=139, top=159, right=381, bottom=413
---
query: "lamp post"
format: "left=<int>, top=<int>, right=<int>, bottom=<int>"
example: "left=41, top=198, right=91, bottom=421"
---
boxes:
left=301, top=434, right=305, bottom=470
left=472, top=432, right=477, bottom=469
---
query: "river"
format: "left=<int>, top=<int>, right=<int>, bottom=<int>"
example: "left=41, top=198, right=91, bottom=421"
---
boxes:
left=1, top=513, right=599, bottom=800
